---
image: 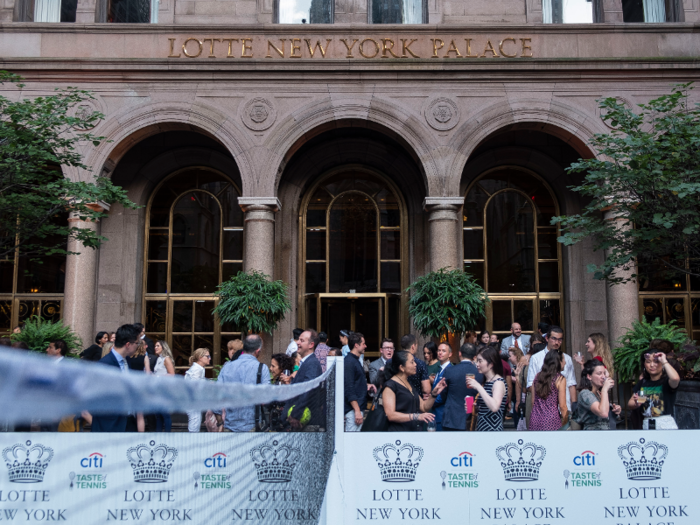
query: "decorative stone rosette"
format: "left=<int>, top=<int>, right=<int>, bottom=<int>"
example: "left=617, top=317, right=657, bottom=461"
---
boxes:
left=241, top=97, right=277, bottom=131
left=424, top=97, right=460, bottom=131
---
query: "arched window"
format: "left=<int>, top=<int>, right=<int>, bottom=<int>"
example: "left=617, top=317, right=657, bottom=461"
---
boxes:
left=463, top=167, right=561, bottom=337
left=300, top=168, right=406, bottom=354
left=143, top=168, right=243, bottom=371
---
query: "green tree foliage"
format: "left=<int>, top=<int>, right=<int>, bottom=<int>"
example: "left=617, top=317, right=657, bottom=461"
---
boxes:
left=552, top=83, right=700, bottom=285
left=11, top=315, right=82, bottom=353
left=213, top=270, right=291, bottom=335
left=0, top=71, right=136, bottom=261
left=407, top=268, right=488, bottom=340
left=613, top=317, right=688, bottom=383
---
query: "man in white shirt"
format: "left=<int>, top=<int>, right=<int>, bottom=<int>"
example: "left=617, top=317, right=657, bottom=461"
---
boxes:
left=500, top=323, right=531, bottom=358
left=369, top=338, right=394, bottom=384
left=527, top=326, right=577, bottom=413
left=286, top=328, right=303, bottom=357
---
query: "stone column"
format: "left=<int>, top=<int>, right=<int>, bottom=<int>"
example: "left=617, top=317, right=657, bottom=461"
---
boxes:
left=63, top=202, right=109, bottom=351
left=238, top=197, right=281, bottom=363
left=424, top=197, right=464, bottom=272
left=603, top=209, right=639, bottom=348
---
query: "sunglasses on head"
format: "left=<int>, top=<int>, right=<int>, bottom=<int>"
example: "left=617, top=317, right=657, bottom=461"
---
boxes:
left=643, top=352, right=660, bottom=362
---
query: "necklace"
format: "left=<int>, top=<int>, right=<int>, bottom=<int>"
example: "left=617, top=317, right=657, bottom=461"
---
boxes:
left=396, top=375, right=412, bottom=393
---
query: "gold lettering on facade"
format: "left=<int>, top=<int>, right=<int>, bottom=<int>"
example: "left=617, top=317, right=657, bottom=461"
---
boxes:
left=400, top=39, right=419, bottom=58
left=443, top=39, right=462, bottom=58
left=520, top=38, right=533, bottom=58
left=182, top=38, right=203, bottom=58
left=168, top=38, right=181, bottom=58
left=359, top=38, right=380, bottom=59
left=290, top=38, right=302, bottom=58
left=381, top=38, right=400, bottom=58
left=266, top=39, right=286, bottom=58
left=464, top=39, right=479, bottom=58
left=241, top=38, right=254, bottom=58
left=203, top=38, right=221, bottom=58
left=221, top=38, right=239, bottom=58
left=305, top=39, right=332, bottom=58
left=499, top=38, right=517, bottom=58
left=481, top=40, right=499, bottom=58
left=431, top=39, right=444, bottom=58
left=340, top=38, right=359, bottom=58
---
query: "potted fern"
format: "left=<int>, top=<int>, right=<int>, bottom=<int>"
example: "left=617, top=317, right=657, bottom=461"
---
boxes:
left=407, top=268, right=488, bottom=344
left=11, top=316, right=82, bottom=354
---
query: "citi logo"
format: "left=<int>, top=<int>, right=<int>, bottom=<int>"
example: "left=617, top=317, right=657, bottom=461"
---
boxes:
left=573, top=451, right=596, bottom=467
left=451, top=452, right=474, bottom=468
left=81, top=453, right=104, bottom=469
left=204, top=453, right=227, bottom=468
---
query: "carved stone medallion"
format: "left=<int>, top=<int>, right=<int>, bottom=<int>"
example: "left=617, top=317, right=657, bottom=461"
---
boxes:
left=241, top=97, right=277, bottom=131
left=71, top=100, right=103, bottom=130
left=425, top=97, right=459, bottom=131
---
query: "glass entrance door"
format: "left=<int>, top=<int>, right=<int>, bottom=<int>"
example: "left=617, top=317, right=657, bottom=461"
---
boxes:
left=310, top=293, right=388, bottom=358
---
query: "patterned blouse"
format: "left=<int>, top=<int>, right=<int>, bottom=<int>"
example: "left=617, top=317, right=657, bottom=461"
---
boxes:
left=476, top=377, right=508, bottom=432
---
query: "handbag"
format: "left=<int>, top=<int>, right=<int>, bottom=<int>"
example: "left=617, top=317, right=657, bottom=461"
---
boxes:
left=643, top=415, right=678, bottom=430
left=361, top=389, right=389, bottom=432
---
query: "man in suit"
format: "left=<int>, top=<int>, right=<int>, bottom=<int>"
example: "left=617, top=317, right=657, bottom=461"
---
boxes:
left=431, top=342, right=453, bottom=431
left=92, top=324, right=142, bottom=432
left=500, top=323, right=531, bottom=358
left=285, top=329, right=324, bottom=430
left=369, top=338, right=394, bottom=385
left=440, top=343, right=483, bottom=431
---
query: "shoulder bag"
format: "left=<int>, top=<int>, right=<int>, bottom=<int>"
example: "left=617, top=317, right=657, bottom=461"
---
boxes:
left=361, top=386, right=389, bottom=432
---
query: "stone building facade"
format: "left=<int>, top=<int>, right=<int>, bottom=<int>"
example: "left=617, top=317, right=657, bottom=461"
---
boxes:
left=1, top=0, right=699, bottom=367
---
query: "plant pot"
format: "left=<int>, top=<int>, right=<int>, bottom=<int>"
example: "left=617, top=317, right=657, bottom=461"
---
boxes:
left=674, top=380, right=700, bottom=429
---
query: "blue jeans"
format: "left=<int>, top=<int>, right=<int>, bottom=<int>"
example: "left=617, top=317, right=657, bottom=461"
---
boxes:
left=155, top=414, right=171, bottom=432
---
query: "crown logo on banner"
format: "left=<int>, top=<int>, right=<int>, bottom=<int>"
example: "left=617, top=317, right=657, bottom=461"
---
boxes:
left=127, top=441, right=178, bottom=483
left=617, top=438, right=667, bottom=481
left=3, top=440, right=54, bottom=483
left=250, top=440, right=300, bottom=483
left=495, top=439, right=546, bottom=482
left=373, top=440, right=424, bottom=482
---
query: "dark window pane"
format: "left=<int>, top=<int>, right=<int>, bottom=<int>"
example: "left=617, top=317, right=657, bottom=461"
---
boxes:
left=379, top=191, right=401, bottom=227
left=388, top=296, right=401, bottom=348
left=306, top=188, right=332, bottom=227
left=0, top=301, right=11, bottom=332
left=513, top=301, right=533, bottom=332
left=109, top=0, right=150, bottom=23
left=464, top=186, right=487, bottom=227
left=622, top=0, right=645, bottom=22
left=18, top=300, right=39, bottom=324
left=222, top=262, right=242, bottom=283
left=306, top=262, right=325, bottom=293
left=491, top=301, right=511, bottom=332
left=220, top=186, right=243, bottom=227
left=329, top=193, right=377, bottom=293
left=486, top=191, right=535, bottom=293
left=60, top=0, right=77, bottom=21
left=537, top=229, right=558, bottom=260
left=41, top=300, right=61, bottom=323
left=306, top=230, right=326, bottom=261
left=0, top=262, right=13, bottom=293
left=171, top=192, right=221, bottom=294
left=638, top=257, right=687, bottom=292
left=463, top=229, right=484, bottom=260
left=372, top=0, right=424, bottom=23
left=173, top=301, right=193, bottom=332
left=223, top=230, right=243, bottom=261
left=146, top=301, right=167, bottom=333
left=148, top=229, right=169, bottom=260
left=306, top=298, right=318, bottom=332
left=171, top=335, right=193, bottom=368
left=539, top=262, right=560, bottom=292
left=665, top=298, right=686, bottom=329
left=381, top=230, right=400, bottom=260
left=381, top=262, right=401, bottom=293
left=355, top=299, right=380, bottom=354
left=693, top=299, right=700, bottom=332
left=194, top=300, right=215, bottom=332
left=643, top=298, right=663, bottom=324
left=464, top=262, right=484, bottom=289
left=194, top=335, right=214, bottom=354
left=540, top=299, right=561, bottom=328
left=147, top=262, right=167, bottom=293
left=691, top=269, right=700, bottom=291
left=17, top=255, right=65, bottom=294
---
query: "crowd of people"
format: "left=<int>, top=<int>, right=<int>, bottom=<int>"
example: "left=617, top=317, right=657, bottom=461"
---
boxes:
left=3, top=319, right=682, bottom=433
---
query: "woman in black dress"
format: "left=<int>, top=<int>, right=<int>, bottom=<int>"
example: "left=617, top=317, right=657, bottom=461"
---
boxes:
left=382, top=351, right=447, bottom=431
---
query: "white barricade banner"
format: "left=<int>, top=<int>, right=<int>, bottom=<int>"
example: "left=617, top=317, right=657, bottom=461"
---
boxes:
left=343, top=431, right=697, bottom=525
left=0, top=432, right=333, bottom=524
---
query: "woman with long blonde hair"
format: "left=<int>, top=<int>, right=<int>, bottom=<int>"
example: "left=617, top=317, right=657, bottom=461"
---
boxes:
left=153, top=340, right=175, bottom=432
left=574, top=333, right=614, bottom=375
left=185, top=348, right=211, bottom=432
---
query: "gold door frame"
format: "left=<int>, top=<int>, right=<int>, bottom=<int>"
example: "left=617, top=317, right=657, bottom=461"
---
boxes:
left=142, top=167, right=243, bottom=369
left=464, top=165, right=564, bottom=335
left=298, top=165, right=409, bottom=334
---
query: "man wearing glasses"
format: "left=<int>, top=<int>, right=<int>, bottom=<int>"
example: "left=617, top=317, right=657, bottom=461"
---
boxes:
left=526, top=326, right=578, bottom=414
left=92, top=324, right=142, bottom=432
left=369, top=338, right=394, bottom=385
